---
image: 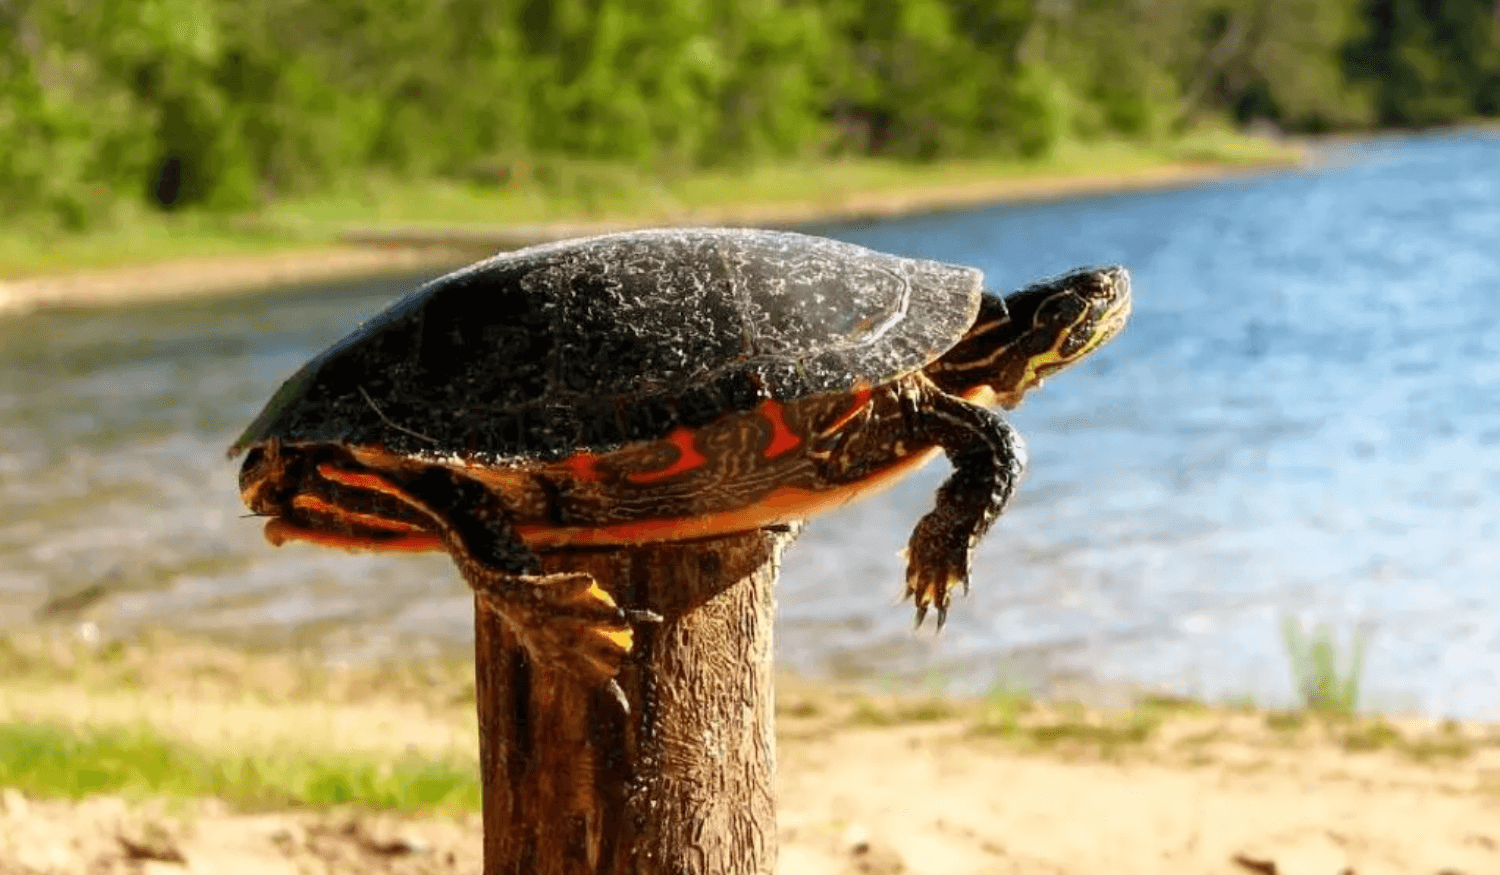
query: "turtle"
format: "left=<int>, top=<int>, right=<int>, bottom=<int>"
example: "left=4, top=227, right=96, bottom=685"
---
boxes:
left=231, top=228, right=1130, bottom=701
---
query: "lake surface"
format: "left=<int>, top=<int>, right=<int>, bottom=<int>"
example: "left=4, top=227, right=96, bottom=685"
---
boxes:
left=3, top=130, right=1499, bottom=718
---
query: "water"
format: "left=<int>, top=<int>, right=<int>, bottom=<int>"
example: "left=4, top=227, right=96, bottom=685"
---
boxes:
left=4, top=130, right=1499, bottom=718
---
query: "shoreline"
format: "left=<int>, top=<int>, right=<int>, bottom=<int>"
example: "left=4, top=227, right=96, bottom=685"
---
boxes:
left=0, top=157, right=1300, bottom=317
left=0, top=245, right=471, bottom=317
left=336, top=158, right=1298, bottom=249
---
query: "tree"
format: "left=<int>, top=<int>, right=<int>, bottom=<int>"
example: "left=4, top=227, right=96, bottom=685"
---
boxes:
left=1345, top=0, right=1500, bottom=125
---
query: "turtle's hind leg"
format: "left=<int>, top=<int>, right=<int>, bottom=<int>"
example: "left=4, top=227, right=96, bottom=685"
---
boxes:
left=904, top=378, right=1027, bottom=627
left=316, top=464, right=655, bottom=709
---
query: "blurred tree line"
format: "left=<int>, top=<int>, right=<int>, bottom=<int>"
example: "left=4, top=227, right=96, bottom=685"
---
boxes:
left=2, top=0, right=1497, bottom=227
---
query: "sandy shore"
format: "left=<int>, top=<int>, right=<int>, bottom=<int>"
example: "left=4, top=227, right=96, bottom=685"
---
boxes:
left=0, top=159, right=1298, bottom=317
left=2, top=640, right=1497, bottom=875
left=0, top=246, right=470, bottom=317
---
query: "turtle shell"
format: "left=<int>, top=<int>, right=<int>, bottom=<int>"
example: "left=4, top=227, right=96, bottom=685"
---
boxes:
left=229, top=228, right=983, bottom=463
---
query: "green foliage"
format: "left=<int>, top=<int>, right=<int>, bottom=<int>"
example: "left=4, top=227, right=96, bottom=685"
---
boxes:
left=1279, top=616, right=1369, bottom=716
left=1344, top=0, right=1500, bottom=125
left=0, top=721, right=480, bottom=812
left=1165, top=0, right=1371, bottom=130
left=1, top=0, right=1494, bottom=229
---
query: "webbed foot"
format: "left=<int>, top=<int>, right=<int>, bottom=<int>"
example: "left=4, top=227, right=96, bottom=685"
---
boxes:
left=467, top=567, right=661, bottom=709
left=313, top=461, right=660, bottom=708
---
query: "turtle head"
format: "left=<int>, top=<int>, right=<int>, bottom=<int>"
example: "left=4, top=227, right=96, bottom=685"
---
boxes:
left=928, top=266, right=1130, bottom=409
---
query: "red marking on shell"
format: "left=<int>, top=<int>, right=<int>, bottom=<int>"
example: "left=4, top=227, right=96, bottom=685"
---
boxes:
left=625, top=426, right=708, bottom=484
left=757, top=399, right=803, bottom=459
left=822, top=386, right=874, bottom=435
left=517, top=443, right=944, bottom=548
left=562, top=452, right=602, bottom=481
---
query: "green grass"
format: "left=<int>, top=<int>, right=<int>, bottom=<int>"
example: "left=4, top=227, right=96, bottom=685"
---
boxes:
left=968, top=683, right=1166, bottom=757
left=269, top=131, right=1295, bottom=229
left=1338, top=718, right=1404, bottom=753
left=0, top=131, right=1299, bottom=279
left=1025, top=714, right=1161, bottom=751
left=1279, top=616, right=1370, bottom=716
left=1396, top=734, right=1476, bottom=763
left=970, top=708, right=1163, bottom=758
left=0, top=721, right=480, bottom=813
left=0, top=631, right=478, bottom=713
left=971, top=682, right=1035, bottom=736
left=1264, top=710, right=1310, bottom=734
left=1337, top=718, right=1476, bottom=761
left=848, top=696, right=959, bottom=727
left=0, top=209, right=325, bottom=279
left=1135, top=693, right=1208, bottom=718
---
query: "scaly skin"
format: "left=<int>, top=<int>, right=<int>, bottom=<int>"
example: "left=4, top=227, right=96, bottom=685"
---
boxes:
left=899, top=376, right=1027, bottom=627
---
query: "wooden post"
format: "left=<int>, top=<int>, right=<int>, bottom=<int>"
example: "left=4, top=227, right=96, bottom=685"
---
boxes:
left=472, top=527, right=795, bottom=875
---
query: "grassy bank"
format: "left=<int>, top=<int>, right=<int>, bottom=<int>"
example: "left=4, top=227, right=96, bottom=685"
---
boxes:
left=0, top=722, right=479, bottom=813
left=0, top=633, right=480, bottom=813
left=1, top=630, right=1494, bottom=817
left=0, top=131, right=1298, bottom=281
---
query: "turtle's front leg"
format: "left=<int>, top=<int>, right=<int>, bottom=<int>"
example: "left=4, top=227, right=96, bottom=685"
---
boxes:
left=904, top=378, right=1027, bottom=627
left=316, top=464, right=654, bottom=708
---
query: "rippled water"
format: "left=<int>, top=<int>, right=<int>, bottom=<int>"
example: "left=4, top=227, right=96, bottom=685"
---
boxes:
left=4, top=130, right=1499, bottom=717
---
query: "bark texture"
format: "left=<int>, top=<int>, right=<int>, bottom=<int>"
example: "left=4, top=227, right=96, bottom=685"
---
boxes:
left=473, top=527, right=792, bottom=875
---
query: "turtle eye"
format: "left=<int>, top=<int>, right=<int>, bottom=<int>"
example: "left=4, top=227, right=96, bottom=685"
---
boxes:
left=1036, top=295, right=1085, bottom=329
left=242, top=447, right=267, bottom=476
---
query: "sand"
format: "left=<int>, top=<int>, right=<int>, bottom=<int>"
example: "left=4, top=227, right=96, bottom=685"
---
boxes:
left=774, top=715, right=1500, bottom=875
left=0, top=246, right=469, bottom=316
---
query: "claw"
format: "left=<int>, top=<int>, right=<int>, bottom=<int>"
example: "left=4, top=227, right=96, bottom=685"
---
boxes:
left=627, top=608, right=664, bottom=624
left=606, top=679, right=629, bottom=713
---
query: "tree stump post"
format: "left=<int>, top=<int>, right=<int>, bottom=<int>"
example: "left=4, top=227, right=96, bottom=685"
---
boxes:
left=472, top=526, right=795, bottom=875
